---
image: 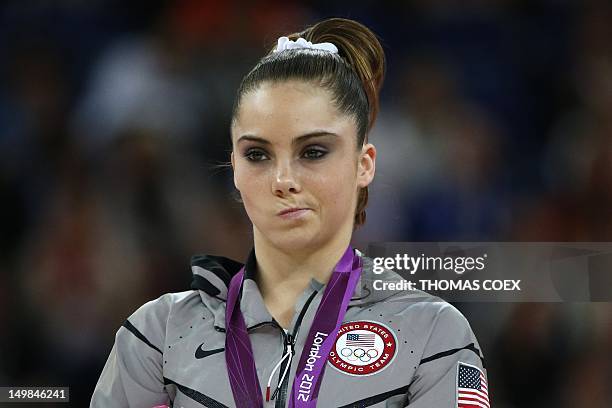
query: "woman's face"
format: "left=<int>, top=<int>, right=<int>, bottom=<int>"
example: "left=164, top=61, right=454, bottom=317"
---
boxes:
left=231, top=80, right=375, bottom=252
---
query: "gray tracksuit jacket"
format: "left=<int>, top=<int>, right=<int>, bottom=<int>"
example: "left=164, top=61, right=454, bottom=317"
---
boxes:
left=91, top=249, right=488, bottom=408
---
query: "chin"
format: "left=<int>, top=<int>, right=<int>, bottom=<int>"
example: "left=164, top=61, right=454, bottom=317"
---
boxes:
left=266, top=228, right=325, bottom=252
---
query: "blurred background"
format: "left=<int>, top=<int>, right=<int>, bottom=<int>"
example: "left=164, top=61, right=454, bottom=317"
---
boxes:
left=0, top=0, right=611, bottom=406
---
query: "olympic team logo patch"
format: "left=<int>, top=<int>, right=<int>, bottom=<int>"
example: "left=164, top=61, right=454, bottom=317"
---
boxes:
left=328, top=320, right=397, bottom=376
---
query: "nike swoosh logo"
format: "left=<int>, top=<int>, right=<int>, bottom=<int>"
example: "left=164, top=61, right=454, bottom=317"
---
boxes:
left=195, top=343, right=225, bottom=359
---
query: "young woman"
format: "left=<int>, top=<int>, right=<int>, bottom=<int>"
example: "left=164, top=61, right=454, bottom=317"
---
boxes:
left=91, top=18, right=488, bottom=408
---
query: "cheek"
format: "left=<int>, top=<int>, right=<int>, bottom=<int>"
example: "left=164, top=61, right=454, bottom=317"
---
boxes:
left=234, top=165, right=269, bottom=207
left=309, top=161, right=358, bottom=211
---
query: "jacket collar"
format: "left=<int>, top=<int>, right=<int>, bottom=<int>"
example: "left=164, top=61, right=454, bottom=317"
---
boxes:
left=190, top=248, right=383, bottom=329
left=190, top=250, right=257, bottom=301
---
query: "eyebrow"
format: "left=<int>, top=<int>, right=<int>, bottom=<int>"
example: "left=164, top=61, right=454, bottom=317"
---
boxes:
left=236, top=130, right=339, bottom=145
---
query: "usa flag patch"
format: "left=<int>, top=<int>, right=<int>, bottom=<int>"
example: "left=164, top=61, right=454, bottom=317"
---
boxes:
left=456, top=362, right=489, bottom=407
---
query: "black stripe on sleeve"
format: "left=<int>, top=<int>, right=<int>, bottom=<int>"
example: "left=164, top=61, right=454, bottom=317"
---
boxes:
left=163, top=377, right=229, bottom=408
left=419, top=342, right=485, bottom=367
left=337, top=384, right=410, bottom=408
left=121, top=319, right=163, bottom=355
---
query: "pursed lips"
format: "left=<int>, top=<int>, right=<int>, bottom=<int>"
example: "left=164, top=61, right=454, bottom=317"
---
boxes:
left=277, top=207, right=311, bottom=219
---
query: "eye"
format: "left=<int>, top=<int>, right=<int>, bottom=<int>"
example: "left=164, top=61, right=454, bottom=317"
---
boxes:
left=302, top=147, right=328, bottom=160
left=244, top=148, right=269, bottom=162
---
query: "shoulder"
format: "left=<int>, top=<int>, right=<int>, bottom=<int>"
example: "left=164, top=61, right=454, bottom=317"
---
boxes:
left=118, top=290, right=202, bottom=349
left=363, top=262, right=486, bottom=363
left=127, top=290, right=200, bottom=324
left=372, top=268, right=485, bottom=363
left=361, top=256, right=477, bottom=345
left=386, top=287, right=475, bottom=343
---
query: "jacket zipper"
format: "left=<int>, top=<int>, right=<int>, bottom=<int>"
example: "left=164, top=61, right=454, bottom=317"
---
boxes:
left=274, top=290, right=319, bottom=407
left=214, top=289, right=319, bottom=407
left=272, top=331, right=294, bottom=407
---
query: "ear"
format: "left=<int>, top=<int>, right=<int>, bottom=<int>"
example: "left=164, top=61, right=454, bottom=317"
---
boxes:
left=357, top=143, right=376, bottom=188
left=230, top=151, right=238, bottom=190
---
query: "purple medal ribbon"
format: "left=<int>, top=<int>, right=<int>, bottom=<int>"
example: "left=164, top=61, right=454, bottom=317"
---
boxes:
left=225, top=246, right=362, bottom=408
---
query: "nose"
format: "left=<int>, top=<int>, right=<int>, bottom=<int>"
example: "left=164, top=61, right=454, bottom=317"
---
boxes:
left=272, top=160, right=301, bottom=197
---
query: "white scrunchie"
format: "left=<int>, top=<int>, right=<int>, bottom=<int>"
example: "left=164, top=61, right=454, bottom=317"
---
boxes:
left=273, top=36, right=338, bottom=54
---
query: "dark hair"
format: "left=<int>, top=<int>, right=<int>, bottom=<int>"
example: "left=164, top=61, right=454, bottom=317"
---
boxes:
left=231, top=17, right=385, bottom=227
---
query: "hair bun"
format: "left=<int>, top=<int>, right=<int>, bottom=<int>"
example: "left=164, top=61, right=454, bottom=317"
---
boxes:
left=291, top=18, right=386, bottom=132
